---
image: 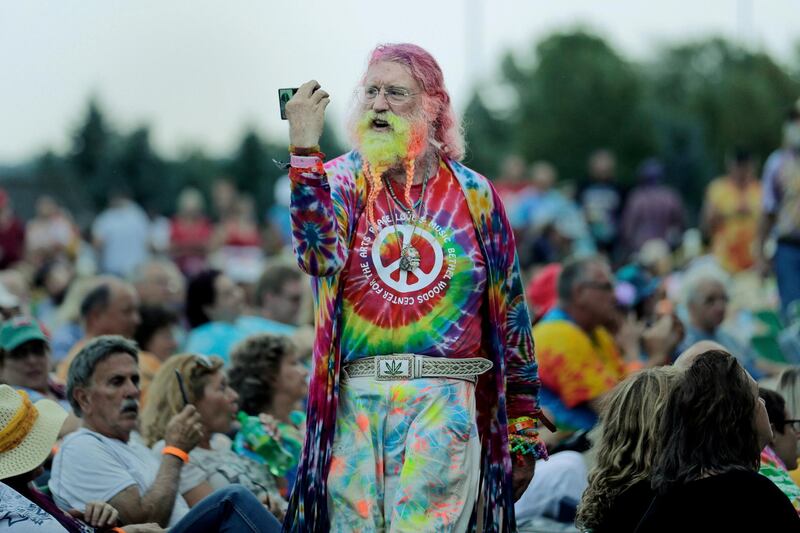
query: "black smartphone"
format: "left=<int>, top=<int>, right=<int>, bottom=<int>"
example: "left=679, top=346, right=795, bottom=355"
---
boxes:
left=175, top=369, right=189, bottom=407
left=279, top=88, right=298, bottom=120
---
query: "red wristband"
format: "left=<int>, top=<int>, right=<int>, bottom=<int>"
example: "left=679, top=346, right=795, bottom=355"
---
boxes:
left=161, top=446, right=189, bottom=464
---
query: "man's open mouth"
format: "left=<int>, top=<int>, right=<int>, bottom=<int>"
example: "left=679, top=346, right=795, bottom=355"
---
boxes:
left=372, top=117, right=391, bottom=131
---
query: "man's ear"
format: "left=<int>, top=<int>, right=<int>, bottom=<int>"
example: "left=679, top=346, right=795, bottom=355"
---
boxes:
left=73, top=386, right=92, bottom=416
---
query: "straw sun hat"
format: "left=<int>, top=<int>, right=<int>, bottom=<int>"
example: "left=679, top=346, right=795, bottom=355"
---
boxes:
left=0, top=384, right=67, bottom=480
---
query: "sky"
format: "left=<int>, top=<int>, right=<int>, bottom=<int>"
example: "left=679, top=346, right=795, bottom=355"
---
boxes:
left=1, top=0, right=797, bottom=163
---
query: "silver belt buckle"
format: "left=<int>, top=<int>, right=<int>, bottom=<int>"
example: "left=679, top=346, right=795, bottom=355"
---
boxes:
left=375, top=355, right=414, bottom=381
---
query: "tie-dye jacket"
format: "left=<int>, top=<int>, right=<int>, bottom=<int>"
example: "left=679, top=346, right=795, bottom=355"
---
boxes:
left=284, top=151, right=545, bottom=533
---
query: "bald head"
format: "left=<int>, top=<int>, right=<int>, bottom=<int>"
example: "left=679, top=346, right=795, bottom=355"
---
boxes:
left=674, top=340, right=728, bottom=370
left=82, top=278, right=141, bottom=339
left=686, top=277, right=728, bottom=333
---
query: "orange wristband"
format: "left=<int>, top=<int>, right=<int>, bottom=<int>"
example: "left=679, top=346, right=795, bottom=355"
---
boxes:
left=161, top=446, right=189, bottom=463
left=111, top=528, right=126, bottom=533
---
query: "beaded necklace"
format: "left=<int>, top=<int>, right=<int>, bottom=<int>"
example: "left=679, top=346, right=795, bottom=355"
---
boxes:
left=382, top=158, right=436, bottom=272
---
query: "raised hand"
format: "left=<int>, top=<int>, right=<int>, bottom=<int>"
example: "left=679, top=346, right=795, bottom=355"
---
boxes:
left=286, top=80, right=330, bottom=149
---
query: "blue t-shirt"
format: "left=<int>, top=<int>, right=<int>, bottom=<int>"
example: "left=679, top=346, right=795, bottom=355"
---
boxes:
left=184, top=316, right=296, bottom=363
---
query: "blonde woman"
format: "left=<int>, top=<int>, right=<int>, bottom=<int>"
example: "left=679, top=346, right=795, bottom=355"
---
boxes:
left=777, top=367, right=800, bottom=486
left=139, top=354, right=285, bottom=520
left=576, top=366, right=681, bottom=532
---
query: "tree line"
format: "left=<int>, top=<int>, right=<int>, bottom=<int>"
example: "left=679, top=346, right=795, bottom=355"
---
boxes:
left=3, top=30, right=799, bottom=226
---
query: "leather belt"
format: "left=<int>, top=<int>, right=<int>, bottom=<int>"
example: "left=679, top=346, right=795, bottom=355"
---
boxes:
left=342, top=354, right=493, bottom=384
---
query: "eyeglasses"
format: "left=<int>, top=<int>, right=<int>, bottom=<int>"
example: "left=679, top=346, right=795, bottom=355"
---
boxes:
left=355, top=85, right=418, bottom=106
left=784, top=419, right=800, bottom=432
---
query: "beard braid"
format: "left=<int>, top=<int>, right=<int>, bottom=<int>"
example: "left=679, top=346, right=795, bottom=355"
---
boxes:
left=363, top=160, right=384, bottom=233
left=357, top=110, right=430, bottom=233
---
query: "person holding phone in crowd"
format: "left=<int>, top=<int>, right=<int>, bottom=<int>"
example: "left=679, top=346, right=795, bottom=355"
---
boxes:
left=282, top=43, right=550, bottom=532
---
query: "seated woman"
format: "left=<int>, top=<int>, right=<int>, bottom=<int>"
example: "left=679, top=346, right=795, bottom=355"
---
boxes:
left=139, top=353, right=285, bottom=519
left=576, top=366, right=681, bottom=532
left=0, top=318, right=80, bottom=437
left=777, top=367, right=800, bottom=486
left=0, top=384, right=160, bottom=533
left=638, top=350, right=800, bottom=532
left=228, top=333, right=308, bottom=493
left=758, top=388, right=800, bottom=513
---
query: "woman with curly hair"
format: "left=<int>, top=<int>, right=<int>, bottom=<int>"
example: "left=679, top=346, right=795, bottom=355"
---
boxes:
left=228, top=334, right=309, bottom=492
left=637, top=350, right=799, bottom=531
left=576, top=366, right=681, bottom=532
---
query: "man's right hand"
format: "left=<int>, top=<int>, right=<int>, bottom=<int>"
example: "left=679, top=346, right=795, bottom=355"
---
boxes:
left=164, top=405, right=204, bottom=453
left=286, top=80, right=330, bottom=149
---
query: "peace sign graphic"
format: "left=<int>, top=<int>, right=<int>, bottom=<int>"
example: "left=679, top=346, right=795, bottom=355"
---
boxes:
left=372, top=224, right=444, bottom=294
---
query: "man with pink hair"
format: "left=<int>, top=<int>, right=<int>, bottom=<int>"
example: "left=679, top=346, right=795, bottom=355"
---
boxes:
left=283, top=43, right=550, bottom=532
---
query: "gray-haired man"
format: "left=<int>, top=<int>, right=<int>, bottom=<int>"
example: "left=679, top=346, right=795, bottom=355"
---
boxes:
left=49, top=335, right=281, bottom=532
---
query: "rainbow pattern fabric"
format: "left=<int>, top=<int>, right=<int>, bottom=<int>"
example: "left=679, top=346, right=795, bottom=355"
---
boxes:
left=284, top=151, right=545, bottom=533
left=327, top=377, right=480, bottom=531
left=341, top=161, right=485, bottom=360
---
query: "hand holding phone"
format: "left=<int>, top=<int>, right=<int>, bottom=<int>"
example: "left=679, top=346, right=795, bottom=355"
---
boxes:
left=278, top=88, right=298, bottom=120
left=281, top=80, right=330, bottom=148
left=175, top=369, right=189, bottom=407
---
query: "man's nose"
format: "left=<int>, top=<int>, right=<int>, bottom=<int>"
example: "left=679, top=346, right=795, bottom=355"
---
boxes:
left=125, top=379, right=141, bottom=398
left=372, top=89, right=390, bottom=113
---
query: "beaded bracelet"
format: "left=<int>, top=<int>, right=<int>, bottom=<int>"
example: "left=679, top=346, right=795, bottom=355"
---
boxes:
left=509, top=433, right=549, bottom=462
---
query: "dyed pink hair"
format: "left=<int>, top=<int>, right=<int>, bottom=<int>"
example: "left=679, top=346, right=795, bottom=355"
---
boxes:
left=366, top=43, right=465, bottom=161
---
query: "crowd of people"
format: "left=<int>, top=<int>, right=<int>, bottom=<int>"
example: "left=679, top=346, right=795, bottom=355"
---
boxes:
left=0, top=40, right=799, bottom=532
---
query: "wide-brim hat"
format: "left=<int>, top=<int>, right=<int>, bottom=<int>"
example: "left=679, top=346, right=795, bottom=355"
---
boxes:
left=0, top=384, right=67, bottom=480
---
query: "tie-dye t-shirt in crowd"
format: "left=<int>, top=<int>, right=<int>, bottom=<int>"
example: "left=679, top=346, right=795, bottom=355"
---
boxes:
left=341, top=161, right=486, bottom=361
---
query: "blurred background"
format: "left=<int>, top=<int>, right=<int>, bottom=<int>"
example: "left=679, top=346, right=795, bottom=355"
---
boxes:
left=1, top=1, right=798, bottom=222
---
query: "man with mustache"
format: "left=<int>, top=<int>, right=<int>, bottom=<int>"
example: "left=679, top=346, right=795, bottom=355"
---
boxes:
left=49, top=335, right=282, bottom=531
left=284, top=43, right=551, bottom=532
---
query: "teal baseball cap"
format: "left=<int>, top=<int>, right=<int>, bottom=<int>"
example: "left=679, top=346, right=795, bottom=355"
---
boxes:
left=0, top=317, right=48, bottom=352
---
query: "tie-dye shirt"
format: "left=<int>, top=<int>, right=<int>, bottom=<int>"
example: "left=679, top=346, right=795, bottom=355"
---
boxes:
left=760, top=445, right=800, bottom=515
left=533, top=308, right=625, bottom=431
left=704, top=176, right=761, bottom=273
left=286, top=151, right=545, bottom=533
left=341, top=162, right=485, bottom=361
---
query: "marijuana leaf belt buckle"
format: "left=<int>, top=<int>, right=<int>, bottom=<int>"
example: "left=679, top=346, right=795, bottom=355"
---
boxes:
left=375, top=355, right=414, bottom=381
left=343, top=354, right=494, bottom=383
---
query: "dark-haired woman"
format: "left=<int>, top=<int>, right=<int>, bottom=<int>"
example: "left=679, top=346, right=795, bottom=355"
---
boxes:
left=636, top=350, right=800, bottom=532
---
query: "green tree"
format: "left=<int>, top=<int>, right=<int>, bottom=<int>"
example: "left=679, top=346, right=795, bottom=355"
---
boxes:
left=506, top=30, right=655, bottom=183
left=463, top=92, right=512, bottom=178
left=116, top=126, right=167, bottom=212
left=647, top=38, right=800, bottom=209
left=69, top=98, right=117, bottom=208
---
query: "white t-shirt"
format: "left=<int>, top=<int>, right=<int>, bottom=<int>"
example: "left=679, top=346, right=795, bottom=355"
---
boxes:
left=151, top=433, right=285, bottom=511
left=49, top=428, right=189, bottom=527
left=92, top=201, right=151, bottom=277
left=0, top=482, right=71, bottom=532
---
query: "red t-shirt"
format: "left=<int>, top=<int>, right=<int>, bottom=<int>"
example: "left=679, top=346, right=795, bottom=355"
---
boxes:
left=340, top=161, right=486, bottom=361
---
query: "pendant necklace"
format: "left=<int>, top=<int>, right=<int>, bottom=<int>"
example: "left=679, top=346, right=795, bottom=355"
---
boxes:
left=383, top=159, right=435, bottom=272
